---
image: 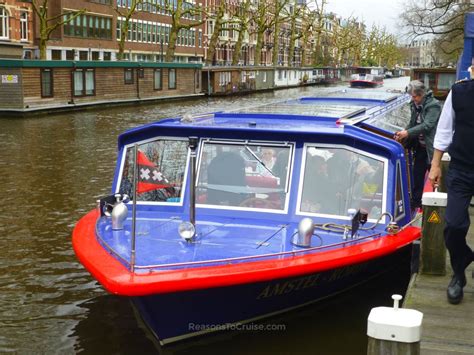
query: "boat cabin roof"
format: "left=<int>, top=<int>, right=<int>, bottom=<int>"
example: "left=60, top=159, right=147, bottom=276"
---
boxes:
left=118, top=90, right=409, bottom=149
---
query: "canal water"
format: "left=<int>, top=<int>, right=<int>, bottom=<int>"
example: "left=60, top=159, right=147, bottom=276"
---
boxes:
left=1, top=77, right=411, bottom=354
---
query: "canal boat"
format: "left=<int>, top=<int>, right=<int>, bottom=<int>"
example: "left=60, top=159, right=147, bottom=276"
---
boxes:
left=72, top=89, right=421, bottom=345
left=410, top=67, right=456, bottom=100
left=350, top=67, right=384, bottom=88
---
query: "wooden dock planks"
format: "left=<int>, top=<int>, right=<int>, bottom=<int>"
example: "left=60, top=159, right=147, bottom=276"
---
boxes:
left=404, top=207, right=474, bottom=355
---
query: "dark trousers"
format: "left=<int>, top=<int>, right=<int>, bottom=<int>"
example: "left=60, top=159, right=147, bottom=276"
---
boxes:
left=411, top=146, right=429, bottom=208
left=445, top=167, right=474, bottom=276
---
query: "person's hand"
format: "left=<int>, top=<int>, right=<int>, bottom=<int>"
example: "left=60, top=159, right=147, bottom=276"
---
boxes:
left=394, top=130, right=408, bottom=142
left=428, top=165, right=441, bottom=190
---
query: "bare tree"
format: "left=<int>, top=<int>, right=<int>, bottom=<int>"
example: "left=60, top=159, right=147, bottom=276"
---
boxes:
left=310, top=0, right=328, bottom=66
left=114, top=0, right=144, bottom=60
left=31, top=0, right=85, bottom=59
left=251, top=0, right=288, bottom=66
left=206, top=1, right=240, bottom=65
left=164, top=0, right=206, bottom=62
left=401, top=0, right=473, bottom=60
left=231, top=0, right=252, bottom=65
left=332, top=18, right=364, bottom=66
left=271, top=0, right=292, bottom=66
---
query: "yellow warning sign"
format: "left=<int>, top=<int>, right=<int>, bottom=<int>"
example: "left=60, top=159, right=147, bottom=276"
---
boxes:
left=427, top=210, right=441, bottom=224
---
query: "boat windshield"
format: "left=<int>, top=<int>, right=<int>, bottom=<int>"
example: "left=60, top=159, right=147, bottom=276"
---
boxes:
left=299, top=146, right=385, bottom=220
left=197, top=141, right=293, bottom=211
left=118, top=138, right=188, bottom=203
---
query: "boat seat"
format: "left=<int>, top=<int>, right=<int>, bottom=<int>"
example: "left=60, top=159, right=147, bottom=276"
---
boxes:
left=245, top=176, right=278, bottom=188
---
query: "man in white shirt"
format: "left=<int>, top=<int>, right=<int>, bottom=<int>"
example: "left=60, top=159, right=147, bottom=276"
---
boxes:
left=429, top=69, right=474, bottom=304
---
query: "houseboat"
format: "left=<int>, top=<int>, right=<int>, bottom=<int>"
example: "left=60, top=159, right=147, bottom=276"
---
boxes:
left=72, top=89, right=421, bottom=345
left=410, top=67, right=456, bottom=100
left=350, top=67, right=384, bottom=88
left=0, top=59, right=203, bottom=115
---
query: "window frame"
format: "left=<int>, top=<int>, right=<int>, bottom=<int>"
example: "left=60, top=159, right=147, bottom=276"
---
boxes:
left=20, top=11, right=28, bottom=41
left=154, top=68, right=162, bottom=90
left=394, top=160, right=406, bottom=221
left=72, top=68, right=96, bottom=97
left=168, top=68, right=177, bottom=89
left=296, top=143, right=388, bottom=223
left=0, top=7, right=9, bottom=40
left=40, top=68, right=54, bottom=98
left=115, top=136, right=190, bottom=206
left=124, top=68, right=134, bottom=84
left=195, top=139, right=295, bottom=214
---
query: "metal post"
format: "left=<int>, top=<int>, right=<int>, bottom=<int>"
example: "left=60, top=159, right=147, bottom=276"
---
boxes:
left=367, top=295, right=423, bottom=355
left=188, top=137, right=198, bottom=226
left=130, top=144, right=139, bottom=273
left=420, top=189, right=447, bottom=275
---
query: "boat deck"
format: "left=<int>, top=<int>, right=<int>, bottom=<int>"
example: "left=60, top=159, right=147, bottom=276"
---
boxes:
left=96, top=212, right=384, bottom=272
left=404, top=207, right=474, bottom=354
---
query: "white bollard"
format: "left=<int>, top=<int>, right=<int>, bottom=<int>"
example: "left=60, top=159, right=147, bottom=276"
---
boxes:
left=367, top=294, right=423, bottom=354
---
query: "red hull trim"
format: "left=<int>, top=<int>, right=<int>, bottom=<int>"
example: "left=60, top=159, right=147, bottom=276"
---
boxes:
left=72, top=210, right=421, bottom=296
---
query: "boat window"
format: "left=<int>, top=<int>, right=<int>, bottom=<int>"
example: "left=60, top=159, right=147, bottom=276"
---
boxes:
left=300, top=146, right=384, bottom=219
left=395, top=161, right=405, bottom=220
left=197, top=141, right=293, bottom=211
left=421, top=73, right=435, bottom=91
left=438, top=73, right=455, bottom=90
left=118, top=139, right=188, bottom=203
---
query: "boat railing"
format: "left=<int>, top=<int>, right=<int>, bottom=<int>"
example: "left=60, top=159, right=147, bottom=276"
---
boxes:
left=369, top=94, right=408, bottom=117
left=129, top=231, right=383, bottom=272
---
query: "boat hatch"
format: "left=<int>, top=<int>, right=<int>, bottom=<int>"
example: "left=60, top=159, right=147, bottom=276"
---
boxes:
left=226, top=98, right=373, bottom=119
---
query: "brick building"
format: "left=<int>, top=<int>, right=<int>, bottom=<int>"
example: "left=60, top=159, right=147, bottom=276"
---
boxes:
left=32, top=0, right=205, bottom=62
left=0, top=0, right=34, bottom=58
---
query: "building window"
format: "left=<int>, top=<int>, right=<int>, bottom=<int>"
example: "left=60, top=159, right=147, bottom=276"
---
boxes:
left=79, top=51, right=88, bottom=60
left=63, top=13, right=112, bottom=39
left=0, top=7, right=9, bottom=40
left=66, top=50, right=74, bottom=60
left=154, top=69, right=162, bottom=90
left=51, top=50, right=61, bottom=60
left=124, top=68, right=134, bottom=84
left=20, top=11, right=28, bottom=41
left=73, top=69, right=95, bottom=96
left=138, top=68, right=144, bottom=78
left=41, top=69, right=53, bottom=98
left=103, top=52, right=111, bottom=60
left=168, top=68, right=176, bottom=89
left=89, top=0, right=112, bottom=5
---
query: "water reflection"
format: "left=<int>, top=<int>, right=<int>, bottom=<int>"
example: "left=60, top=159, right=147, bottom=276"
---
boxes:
left=0, top=78, right=410, bottom=354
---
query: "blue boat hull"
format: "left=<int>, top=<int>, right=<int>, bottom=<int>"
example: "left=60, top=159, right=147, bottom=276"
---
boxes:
left=131, top=245, right=411, bottom=344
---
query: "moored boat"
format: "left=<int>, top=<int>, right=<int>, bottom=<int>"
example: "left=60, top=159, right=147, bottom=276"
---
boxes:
left=73, top=89, right=421, bottom=345
left=350, top=67, right=384, bottom=88
left=410, top=67, right=456, bottom=100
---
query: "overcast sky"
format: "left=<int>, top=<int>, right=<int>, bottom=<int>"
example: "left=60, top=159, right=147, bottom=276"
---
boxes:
left=325, top=0, right=406, bottom=35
